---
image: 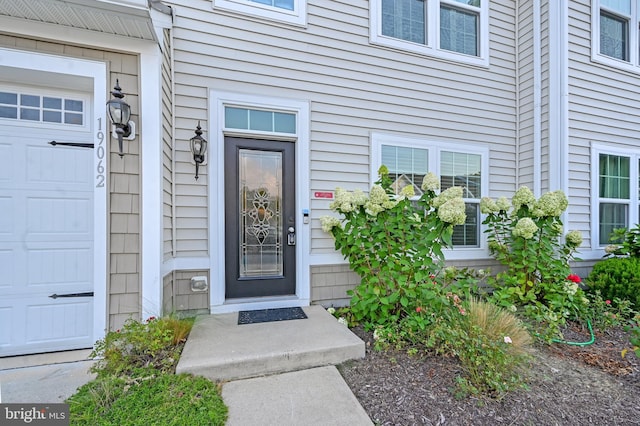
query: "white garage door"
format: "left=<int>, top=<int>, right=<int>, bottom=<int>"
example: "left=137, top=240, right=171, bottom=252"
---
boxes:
left=0, top=88, right=94, bottom=357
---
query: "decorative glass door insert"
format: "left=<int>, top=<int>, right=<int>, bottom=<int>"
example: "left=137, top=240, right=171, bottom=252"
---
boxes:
left=239, top=149, right=283, bottom=277
left=225, top=137, right=296, bottom=299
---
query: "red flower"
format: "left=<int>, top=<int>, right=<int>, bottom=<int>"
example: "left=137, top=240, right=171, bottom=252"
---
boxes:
left=567, top=274, right=581, bottom=283
left=605, top=300, right=611, bottom=305
left=146, top=316, right=156, bottom=323
left=416, top=307, right=423, bottom=313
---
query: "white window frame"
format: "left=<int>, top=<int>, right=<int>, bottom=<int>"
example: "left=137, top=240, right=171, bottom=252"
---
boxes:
left=371, top=133, right=489, bottom=259
left=370, top=0, right=490, bottom=67
left=213, top=0, right=307, bottom=26
left=591, top=0, right=640, bottom=73
left=591, top=143, right=640, bottom=249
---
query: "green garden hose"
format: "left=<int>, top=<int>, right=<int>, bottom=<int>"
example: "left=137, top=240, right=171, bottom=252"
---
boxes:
left=550, top=319, right=595, bottom=346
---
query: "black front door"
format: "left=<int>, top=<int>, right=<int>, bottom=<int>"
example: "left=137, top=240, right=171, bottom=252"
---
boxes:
left=224, top=137, right=296, bottom=298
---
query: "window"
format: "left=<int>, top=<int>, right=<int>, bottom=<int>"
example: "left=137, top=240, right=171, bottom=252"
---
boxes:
left=0, top=91, right=84, bottom=126
left=373, top=133, right=487, bottom=249
left=224, top=107, right=296, bottom=134
left=593, top=0, right=640, bottom=71
left=213, top=0, right=306, bottom=26
left=594, top=150, right=640, bottom=245
left=372, top=0, right=488, bottom=66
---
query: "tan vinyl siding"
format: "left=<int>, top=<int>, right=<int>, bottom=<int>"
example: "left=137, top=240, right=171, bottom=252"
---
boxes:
left=516, top=0, right=535, bottom=190
left=170, top=0, right=518, bottom=255
left=566, top=0, right=640, bottom=250
left=162, top=28, right=174, bottom=261
left=539, top=1, right=551, bottom=193
left=162, top=270, right=209, bottom=315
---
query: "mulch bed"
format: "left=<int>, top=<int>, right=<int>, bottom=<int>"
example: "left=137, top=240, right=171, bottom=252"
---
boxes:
left=338, top=324, right=640, bottom=425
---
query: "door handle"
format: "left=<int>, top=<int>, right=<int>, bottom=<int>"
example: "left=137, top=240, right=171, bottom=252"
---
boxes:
left=287, top=226, right=296, bottom=246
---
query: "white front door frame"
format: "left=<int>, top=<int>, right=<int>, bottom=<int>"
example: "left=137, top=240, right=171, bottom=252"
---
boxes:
left=209, top=91, right=311, bottom=313
left=0, top=47, right=108, bottom=345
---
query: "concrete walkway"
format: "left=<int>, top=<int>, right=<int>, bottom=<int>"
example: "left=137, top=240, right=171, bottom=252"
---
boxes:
left=0, top=350, right=95, bottom=403
left=0, top=306, right=373, bottom=425
left=178, top=305, right=372, bottom=425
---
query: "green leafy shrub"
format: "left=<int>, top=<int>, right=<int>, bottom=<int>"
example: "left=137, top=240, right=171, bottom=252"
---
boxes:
left=481, top=187, right=588, bottom=340
left=68, top=367, right=227, bottom=426
left=603, top=223, right=640, bottom=258
left=585, top=257, right=640, bottom=311
left=321, top=167, right=466, bottom=326
left=90, top=315, right=195, bottom=377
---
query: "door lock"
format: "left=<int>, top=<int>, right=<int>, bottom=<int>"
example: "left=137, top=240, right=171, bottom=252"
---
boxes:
left=287, top=226, right=296, bottom=246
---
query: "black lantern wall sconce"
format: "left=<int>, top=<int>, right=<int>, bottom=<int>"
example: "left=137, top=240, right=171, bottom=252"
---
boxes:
left=190, top=122, right=208, bottom=180
left=106, top=79, right=136, bottom=157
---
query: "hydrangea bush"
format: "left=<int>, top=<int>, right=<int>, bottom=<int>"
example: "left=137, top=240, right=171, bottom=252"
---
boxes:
left=321, top=166, right=466, bottom=325
left=481, top=187, right=588, bottom=339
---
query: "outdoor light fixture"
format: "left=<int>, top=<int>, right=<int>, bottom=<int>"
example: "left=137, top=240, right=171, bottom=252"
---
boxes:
left=106, top=79, right=135, bottom=157
left=190, top=121, right=208, bottom=180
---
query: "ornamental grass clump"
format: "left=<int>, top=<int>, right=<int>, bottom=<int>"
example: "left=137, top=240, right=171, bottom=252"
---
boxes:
left=481, top=187, right=588, bottom=340
left=320, top=166, right=466, bottom=326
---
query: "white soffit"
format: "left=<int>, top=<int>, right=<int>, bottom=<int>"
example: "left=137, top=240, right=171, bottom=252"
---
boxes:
left=0, top=0, right=158, bottom=41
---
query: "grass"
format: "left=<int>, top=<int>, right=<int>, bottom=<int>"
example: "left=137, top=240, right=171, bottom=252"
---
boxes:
left=66, top=315, right=227, bottom=425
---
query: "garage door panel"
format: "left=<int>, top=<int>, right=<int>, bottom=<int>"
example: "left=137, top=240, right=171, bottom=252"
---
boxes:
left=0, top=307, right=12, bottom=346
left=26, top=145, right=91, bottom=186
left=26, top=196, right=91, bottom=235
left=27, top=247, right=91, bottom=288
left=0, top=196, right=12, bottom=234
left=26, top=301, right=92, bottom=343
left=0, top=143, right=10, bottom=182
left=0, top=249, right=14, bottom=288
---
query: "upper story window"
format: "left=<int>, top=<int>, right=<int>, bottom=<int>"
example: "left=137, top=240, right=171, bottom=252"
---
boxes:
left=372, top=0, right=489, bottom=66
left=0, top=91, right=84, bottom=126
left=372, top=133, right=488, bottom=252
left=214, top=0, right=306, bottom=26
left=592, top=0, right=640, bottom=71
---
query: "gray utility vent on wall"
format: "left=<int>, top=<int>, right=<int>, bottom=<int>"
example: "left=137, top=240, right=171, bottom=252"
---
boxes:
left=190, top=276, right=208, bottom=292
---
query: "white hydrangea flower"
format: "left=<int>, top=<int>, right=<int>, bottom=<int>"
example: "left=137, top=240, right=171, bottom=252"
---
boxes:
left=480, top=197, right=499, bottom=214
left=327, top=307, right=336, bottom=315
left=421, top=172, right=440, bottom=192
left=320, top=216, right=342, bottom=232
left=337, top=317, right=348, bottom=326
left=565, top=230, right=583, bottom=248
left=512, top=217, right=539, bottom=239
left=512, top=186, right=536, bottom=211
left=432, top=186, right=463, bottom=208
left=352, top=189, right=368, bottom=206
left=369, top=185, right=388, bottom=205
left=496, top=197, right=511, bottom=212
left=399, top=185, right=415, bottom=199
left=437, top=198, right=466, bottom=225
left=532, top=190, right=568, bottom=217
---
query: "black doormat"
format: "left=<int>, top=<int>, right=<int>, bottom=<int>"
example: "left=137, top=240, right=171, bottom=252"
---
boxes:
left=238, top=307, right=307, bottom=325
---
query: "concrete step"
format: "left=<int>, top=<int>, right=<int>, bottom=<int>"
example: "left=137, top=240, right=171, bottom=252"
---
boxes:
left=176, top=305, right=365, bottom=382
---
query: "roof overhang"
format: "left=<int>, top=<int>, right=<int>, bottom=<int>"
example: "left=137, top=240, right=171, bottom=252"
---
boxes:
left=0, top=0, right=170, bottom=42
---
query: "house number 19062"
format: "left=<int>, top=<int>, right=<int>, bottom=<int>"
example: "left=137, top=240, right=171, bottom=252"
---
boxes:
left=96, top=117, right=106, bottom=188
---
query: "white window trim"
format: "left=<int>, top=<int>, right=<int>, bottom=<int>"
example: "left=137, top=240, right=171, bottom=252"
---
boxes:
left=591, top=143, right=640, bottom=251
left=591, top=0, right=640, bottom=74
left=371, top=132, right=489, bottom=260
left=213, top=0, right=307, bottom=27
left=370, top=0, right=489, bottom=67
left=209, top=91, right=311, bottom=313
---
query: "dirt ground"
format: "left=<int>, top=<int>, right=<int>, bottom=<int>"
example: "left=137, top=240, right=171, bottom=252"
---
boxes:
left=338, top=324, right=640, bottom=425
